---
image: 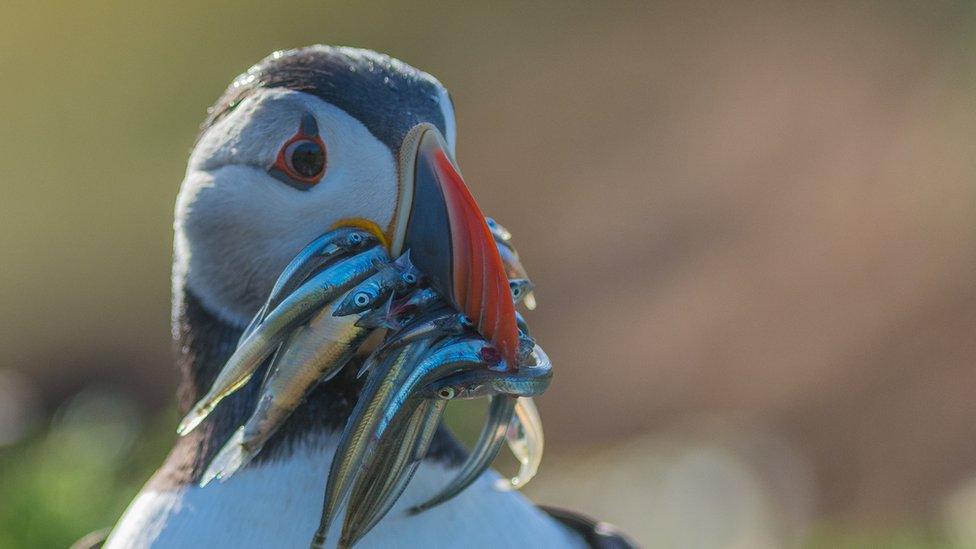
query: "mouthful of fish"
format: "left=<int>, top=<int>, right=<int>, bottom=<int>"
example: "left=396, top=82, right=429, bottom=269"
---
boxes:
left=176, top=126, right=549, bottom=549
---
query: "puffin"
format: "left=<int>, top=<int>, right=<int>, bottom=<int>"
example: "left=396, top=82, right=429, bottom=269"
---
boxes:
left=99, top=45, right=634, bottom=549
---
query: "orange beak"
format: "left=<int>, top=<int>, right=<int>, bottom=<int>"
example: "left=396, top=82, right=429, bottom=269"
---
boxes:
left=393, top=127, right=518, bottom=370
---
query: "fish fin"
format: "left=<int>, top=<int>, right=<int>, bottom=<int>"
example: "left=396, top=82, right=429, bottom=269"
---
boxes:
left=393, top=249, right=413, bottom=270
left=356, top=353, right=379, bottom=379
left=355, top=295, right=401, bottom=330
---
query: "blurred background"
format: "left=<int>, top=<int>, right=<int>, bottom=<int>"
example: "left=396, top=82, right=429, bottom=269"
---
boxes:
left=2, top=1, right=976, bottom=547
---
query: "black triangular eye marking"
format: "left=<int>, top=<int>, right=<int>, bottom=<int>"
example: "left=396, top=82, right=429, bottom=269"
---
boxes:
left=300, top=113, right=319, bottom=137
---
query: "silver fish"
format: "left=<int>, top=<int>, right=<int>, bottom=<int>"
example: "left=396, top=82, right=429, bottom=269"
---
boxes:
left=200, top=291, right=372, bottom=485
left=500, top=396, right=544, bottom=490
left=400, top=287, right=445, bottom=312
left=332, top=252, right=421, bottom=317
left=354, top=307, right=465, bottom=380
left=499, top=344, right=550, bottom=489
left=485, top=218, right=537, bottom=310
left=508, top=278, right=534, bottom=306
left=410, top=394, right=515, bottom=514
left=311, top=340, right=433, bottom=547
left=375, top=311, right=471, bottom=357
left=516, top=311, right=530, bottom=336
left=240, top=228, right=377, bottom=343
left=177, top=246, right=385, bottom=436
left=495, top=240, right=528, bottom=281
left=339, top=398, right=446, bottom=547
left=416, top=361, right=552, bottom=401
left=485, top=217, right=513, bottom=244
left=313, top=337, right=489, bottom=543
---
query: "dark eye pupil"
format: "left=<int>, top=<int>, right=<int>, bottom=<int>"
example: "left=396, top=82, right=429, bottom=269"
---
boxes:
left=289, top=141, right=325, bottom=178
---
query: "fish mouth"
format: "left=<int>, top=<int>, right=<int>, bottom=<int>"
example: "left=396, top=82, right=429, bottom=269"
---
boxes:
left=390, top=125, right=519, bottom=369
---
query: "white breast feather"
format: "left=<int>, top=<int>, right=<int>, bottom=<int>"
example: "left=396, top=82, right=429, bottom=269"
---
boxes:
left=105, top=435, right=585, bottom=549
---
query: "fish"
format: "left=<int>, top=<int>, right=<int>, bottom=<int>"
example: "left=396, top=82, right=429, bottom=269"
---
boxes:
left=402, top=343, right=549, bottom=513
left=375, top=311, right=471, bottom=357
left=313, top=337, right=494, bottom=544
left=312, top=340, right=433, bottom=548
left=486, top=219, right=536, bottom=311
left=516, top=311, right=530, bottom=336
left=176, top=246, right=385, bottom=436
left=409, top=394, right=516, bottom=514
left=508, top=278, right=535, bottom=306
left=240, top=227, right=378, bottom=343
left=339, top=398, right=446, bottom=547
left=353, top=289, right=467, bottom=378
left=332, top=251, right=421, bottom=317
left=199, top=290, right=373, bottom=485
left=485, top=217, right=513, bottom=244
left=415, top=361, right=552, bottom=401
left=500, top=396, right=544, bottom=490
left=352, top=295, right=406, bottom=331
left=494, top=242, right=528, bottom=283
left=399, top=287, right=445, bottom=312
left=354, top=309, right=466, bottom=379
left=516, top=330, right=536, bottom=363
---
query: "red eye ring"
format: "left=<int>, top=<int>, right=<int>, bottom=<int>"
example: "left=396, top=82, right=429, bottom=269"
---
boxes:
left=269, top=114, right=327, bottom=190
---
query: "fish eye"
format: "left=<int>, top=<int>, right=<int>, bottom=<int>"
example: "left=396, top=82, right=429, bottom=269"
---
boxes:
left=438, top=387, right=456, bottom=399
left=402, top=272, right=417, bottom=285
left=348, top=233, right=364, bottom=245
left=354, top=292, right=371, bottom=307
left=269, top=114, right=327, bottom=189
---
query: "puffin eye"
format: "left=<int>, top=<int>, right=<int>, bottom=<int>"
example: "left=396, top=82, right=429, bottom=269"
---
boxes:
left=285, top=140, right=325, bottom=178
left=269, top=114, right=327, bottom=189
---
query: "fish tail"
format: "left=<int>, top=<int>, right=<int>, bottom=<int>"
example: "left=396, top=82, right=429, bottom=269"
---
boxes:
left=199, top=427, right=256, bottom=486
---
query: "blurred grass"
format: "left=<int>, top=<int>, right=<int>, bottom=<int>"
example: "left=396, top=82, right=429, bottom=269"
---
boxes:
left=0, top=389, right=174, bottom=548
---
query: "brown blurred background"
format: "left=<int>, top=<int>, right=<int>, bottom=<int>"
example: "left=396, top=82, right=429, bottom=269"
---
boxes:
left=2, top=1, right=976, bottom=547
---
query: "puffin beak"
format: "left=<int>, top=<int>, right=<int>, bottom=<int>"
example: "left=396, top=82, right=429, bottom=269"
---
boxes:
left=391, top=126, right=518, bottom=369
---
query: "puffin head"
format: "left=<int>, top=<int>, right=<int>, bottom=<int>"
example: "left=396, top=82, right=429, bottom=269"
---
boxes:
left=174, top=46, right=516, bottom=363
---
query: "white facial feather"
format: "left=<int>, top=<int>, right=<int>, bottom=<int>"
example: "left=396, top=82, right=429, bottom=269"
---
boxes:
left=174, top=88, right=399, bottom=326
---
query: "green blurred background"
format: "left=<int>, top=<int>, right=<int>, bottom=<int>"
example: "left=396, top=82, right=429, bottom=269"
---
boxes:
left=3, top=1, right=976, bottom=547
